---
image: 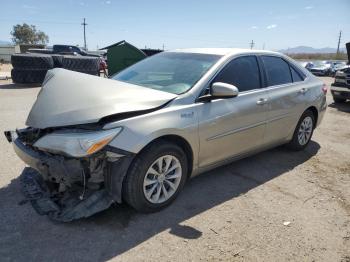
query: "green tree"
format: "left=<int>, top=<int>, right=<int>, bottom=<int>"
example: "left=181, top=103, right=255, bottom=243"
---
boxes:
left=11, top=23, right=49, bottom=45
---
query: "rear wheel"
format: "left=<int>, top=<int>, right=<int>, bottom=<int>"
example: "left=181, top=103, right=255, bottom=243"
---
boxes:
left=123, top=141, right=188, bottom=213
left=287, top=110, right=315, bottom=151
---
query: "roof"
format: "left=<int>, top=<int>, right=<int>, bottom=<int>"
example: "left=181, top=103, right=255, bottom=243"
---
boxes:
left=169, top=48, right=280, bottom=56
left=99, top=40, right=146, bottom=56
left=99, top=40, right=126, bottom=50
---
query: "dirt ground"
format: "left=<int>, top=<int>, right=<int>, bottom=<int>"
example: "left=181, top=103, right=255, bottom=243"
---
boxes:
left=0, top=64, right=12, bottom=79
left=0, top=76, right=349, bottom=262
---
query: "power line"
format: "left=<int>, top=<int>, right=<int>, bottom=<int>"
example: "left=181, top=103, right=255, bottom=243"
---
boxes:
left=81, top=18, right=87, bottom=50
left=336, top=30, right=342, bottom=54
left=249, top=40, right=255, bottom=49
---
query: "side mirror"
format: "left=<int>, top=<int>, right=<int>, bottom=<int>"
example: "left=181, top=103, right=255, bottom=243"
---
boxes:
left=197, top=82, right=239, bottom=102
left=211, top=82, right=239, bottom=98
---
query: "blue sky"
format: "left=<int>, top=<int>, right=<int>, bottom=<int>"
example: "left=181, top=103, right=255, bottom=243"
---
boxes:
left=0, top=0, right=349, bottom=51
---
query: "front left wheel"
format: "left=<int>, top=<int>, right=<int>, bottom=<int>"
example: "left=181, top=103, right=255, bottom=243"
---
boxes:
left=122, top=141, right=188, bottom=213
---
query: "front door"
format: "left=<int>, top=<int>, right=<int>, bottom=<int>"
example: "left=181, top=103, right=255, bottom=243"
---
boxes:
left=198, top=55, right=268, bottom=168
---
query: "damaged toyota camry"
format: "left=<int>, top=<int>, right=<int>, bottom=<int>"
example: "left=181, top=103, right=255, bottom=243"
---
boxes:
left=5, top=48, right=327, bottom=222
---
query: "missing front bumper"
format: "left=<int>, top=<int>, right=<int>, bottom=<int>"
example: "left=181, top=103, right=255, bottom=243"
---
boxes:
left=6, top=131, right=134, bottom=221
left=20, top=167, right=113, bottom=222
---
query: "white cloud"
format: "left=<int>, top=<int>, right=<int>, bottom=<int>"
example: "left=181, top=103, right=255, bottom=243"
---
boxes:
left=266, top=24, right=277, bottom=30
left=304, top=6, right=313, bottom=10
left=106, top=0, right=111, bottom=4
left=251, top=26, right=258, bottom=29
left=22, top=4, right=37, bottom=9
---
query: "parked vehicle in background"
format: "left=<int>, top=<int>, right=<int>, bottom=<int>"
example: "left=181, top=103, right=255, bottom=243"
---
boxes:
left=28, top=44, right=102, bottom=57
left=309, top=61, right=332, bottom=76
left=331, top=67, right=350, bottom=103
left=5, top=48, right=327, bottom=222
left=330, top=61, right=348, bottom=76
left=28, top=44, right=107, bottom=74
left=299, top=61, right=313, bottom=71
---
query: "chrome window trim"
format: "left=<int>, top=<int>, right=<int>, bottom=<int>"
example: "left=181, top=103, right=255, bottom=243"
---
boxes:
left=195, top=52, right=313, bottom=102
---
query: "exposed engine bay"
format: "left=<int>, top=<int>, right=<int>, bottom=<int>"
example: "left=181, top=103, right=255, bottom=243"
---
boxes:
left=5, top=127, right=133, bottom=222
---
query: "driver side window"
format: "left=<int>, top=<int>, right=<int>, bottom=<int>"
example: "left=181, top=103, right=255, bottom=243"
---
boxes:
left=213, top=56, right=261, bottom=92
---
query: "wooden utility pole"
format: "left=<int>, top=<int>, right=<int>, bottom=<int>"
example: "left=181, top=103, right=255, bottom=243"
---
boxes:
left=336, top=30, right=342, bottom=55
left=81, top=18, right=87, bottom=50
left=250, top=40, right=255, bottom=49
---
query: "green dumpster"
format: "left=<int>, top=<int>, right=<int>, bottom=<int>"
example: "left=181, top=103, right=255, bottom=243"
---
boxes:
left=100, top=40, right=147, bottom=76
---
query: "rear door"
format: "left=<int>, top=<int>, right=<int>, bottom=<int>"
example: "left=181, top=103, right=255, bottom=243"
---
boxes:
left=260, top=55, right=307, bottom=145
left=198, top=55, right=269, bottom=167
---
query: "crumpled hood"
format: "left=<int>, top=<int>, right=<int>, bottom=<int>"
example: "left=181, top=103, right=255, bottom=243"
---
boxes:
left=26, top=68, right=176, bottom=128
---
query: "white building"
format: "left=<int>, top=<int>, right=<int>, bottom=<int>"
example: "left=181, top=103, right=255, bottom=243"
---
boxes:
left=0, top=45, right=20, bottom=62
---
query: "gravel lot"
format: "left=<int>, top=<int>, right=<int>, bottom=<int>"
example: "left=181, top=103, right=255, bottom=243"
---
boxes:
left=0, top=76, right=349, bottom=262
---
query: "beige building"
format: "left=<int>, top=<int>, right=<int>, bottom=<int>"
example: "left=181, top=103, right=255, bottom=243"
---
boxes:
left=0, top=45, right=20, bottom=62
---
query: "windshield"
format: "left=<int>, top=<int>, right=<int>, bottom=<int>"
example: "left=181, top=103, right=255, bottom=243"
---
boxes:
left=313, top=61, right=325, bottom=67
left=112, top=52, right=221, bottom=94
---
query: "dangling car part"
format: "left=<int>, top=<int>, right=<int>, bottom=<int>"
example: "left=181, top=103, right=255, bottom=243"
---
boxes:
left=5, top=127, right=134, bottom=222
left=5, top=49, right=326, bottom=222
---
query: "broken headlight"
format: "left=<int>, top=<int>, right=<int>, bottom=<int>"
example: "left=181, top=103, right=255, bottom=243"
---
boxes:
left=33, top=128, right=122, bottom=157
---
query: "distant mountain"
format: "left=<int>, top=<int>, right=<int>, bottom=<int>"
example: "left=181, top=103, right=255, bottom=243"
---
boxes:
left=0, top=40, right=12, bottom=45
left=279, top=46, right=346, bottom=54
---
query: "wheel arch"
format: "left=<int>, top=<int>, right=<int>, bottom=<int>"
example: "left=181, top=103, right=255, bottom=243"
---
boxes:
left=107, top=134, right=194, bottom=204
left=306, top=106, right=318, bottom=127
left=137, top=134, right=194, bottom=178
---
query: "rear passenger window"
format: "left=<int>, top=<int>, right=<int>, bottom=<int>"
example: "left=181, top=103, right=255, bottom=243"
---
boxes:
left=290, top=66, right=304, bottom=82
left=213, top=56, right=261, bottom=92
left=262, top=56, right=292, bottom=86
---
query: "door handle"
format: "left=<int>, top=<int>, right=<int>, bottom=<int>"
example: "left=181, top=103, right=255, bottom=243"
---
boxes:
left=256, top=98, right=268, bottom=105
left=299, top=88, right=309, bottom=94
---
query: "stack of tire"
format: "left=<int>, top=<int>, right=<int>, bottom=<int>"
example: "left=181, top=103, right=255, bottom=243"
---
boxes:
left=11, top=54, right=100, bottom=84
left=61, top=56, right=100, bottom=76
left=11, top=54, right=53, bottom=84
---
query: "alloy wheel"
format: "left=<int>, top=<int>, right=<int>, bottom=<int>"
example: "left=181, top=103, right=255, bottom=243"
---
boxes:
left=298, top=116, right=313, bottom=145
left=143, top=155, right=182, bottom=204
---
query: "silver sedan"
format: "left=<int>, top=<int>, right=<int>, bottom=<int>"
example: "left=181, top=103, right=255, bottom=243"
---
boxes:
left=5, top=48, right=327, bottom=221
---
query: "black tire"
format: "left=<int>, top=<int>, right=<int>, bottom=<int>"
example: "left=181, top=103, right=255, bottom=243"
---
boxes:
left=61, top=56, right=100, bottom=72
left=333, top=97, right=346, bottom=103
left=122, top=141, right=188, bottom=213
left=11, top=54, right=54, bottom=70
left=11, top=68, right=47, bottom=84
left=287, top=110, right=315, bottom=151
left=51, top=55, right=64, bottom=68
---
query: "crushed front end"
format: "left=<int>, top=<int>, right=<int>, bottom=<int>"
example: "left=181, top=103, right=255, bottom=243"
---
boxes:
left=4, top=127, right=133, bottom=222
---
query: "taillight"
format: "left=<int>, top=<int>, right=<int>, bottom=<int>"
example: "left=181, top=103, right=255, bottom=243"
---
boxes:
left=322, top=83, right=327, bottom=94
